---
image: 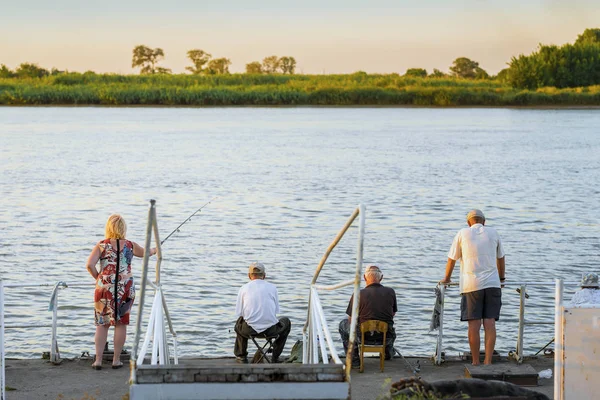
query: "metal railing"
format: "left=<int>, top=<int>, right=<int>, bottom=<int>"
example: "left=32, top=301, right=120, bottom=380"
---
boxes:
left=434, top=280, right=579, bottom=365
left=302, top=204, right=365, bottom=383
left=1, top=281, right=4, bottom=400
left=130, top=199, right=179, bottom=385
left=0, top=279, right=112, bottom=400
left=0, top=281, right=91, bottom=364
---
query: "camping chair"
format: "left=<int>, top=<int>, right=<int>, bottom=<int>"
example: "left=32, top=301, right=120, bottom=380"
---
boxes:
left=359, top=320, right=388, bottom=373
left=250, top=333, right=279, bottom=363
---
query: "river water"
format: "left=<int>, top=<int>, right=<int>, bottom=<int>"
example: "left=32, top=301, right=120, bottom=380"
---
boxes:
left=1, top=107, right=599, bottom=359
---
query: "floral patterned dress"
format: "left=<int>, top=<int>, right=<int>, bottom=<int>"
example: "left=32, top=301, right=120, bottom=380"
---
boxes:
left=94, top=239, right=136, bottom=326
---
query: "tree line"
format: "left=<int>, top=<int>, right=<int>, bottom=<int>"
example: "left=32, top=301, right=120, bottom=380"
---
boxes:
left=131, top=45, right=296, bottom=75
left=0, top=54, right=494, bottom=79
left=504, top=28, right=600, bottom=89
left=1, top=28, right=598, bottom=89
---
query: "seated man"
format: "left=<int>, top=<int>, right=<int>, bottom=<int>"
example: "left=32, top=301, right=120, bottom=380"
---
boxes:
left=570, top=272, right=600, bottom=306
left=234, top=262, right=291, bottom=363
left=339, top=265, right=397, bottom=366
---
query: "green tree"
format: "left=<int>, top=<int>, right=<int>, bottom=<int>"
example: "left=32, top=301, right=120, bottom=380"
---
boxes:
left=0, top=64, right=14, bottom=78
left=132, top=45, right=166, bottom=74
left=156, top=67, right=172, bottom=74
left=507, top=32, right=600, bottom=89
left=262, top=56, right=280, bottom=74
left=405, top=68, right=427, bottom=77
left=495, top=68, right=510, bottom=83
left=450, top=57, right=480, bottom=79
left=205, top=58, right=232, bottom=74
left=186, top=49, right=211, bottom=74
left=279, top=56, right=296, bottom=74
left=15, top=63, right=49, bottom=78
left=474, top=67, right=489, bottom=79
left=428, top=68, right=447, bottom=78
left=575, top=28, right=600, bottom=45
left=245, top=61, right=263, bottom=74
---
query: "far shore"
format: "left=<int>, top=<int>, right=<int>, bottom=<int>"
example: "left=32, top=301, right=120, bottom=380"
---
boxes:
left=2, top=104, right=600, bottom=109
left=2, top=73, right=599, bottom=107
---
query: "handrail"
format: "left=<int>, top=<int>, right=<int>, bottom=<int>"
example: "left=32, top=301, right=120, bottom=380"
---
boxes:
left=131, top=199, right=179, bottom=386
left=310, top=207, right=360, bottom=286
left=1, top=281, right=5, bottom=400
left=554, top=279, right=563, bottom=400
left=302, top=204, right=365, bottom=383
left=434, top=280, right=581, bottom=365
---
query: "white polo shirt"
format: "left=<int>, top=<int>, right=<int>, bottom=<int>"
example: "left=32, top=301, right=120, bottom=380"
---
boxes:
left=235, top=279, right=280, bottom=333
left=570, top=288, right=600, bottom=306
left=448, top=223, right=505, bottom=294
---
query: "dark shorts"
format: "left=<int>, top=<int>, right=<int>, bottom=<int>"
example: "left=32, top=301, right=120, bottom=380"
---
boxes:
left=461, top=288, right=502, bottom=321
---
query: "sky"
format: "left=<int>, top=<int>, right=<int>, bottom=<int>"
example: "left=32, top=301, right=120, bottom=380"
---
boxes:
left=1, top=0, right=599, bottom=75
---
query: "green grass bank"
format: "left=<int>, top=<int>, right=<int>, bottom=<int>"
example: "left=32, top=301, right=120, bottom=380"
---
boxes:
left=2, top=72, right=600, bottom=106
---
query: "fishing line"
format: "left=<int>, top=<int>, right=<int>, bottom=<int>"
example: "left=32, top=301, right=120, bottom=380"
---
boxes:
left=160, top=197, right=218, bottom=245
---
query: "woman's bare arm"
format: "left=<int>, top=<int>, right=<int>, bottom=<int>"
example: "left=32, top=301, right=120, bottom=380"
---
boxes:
left=86, top=244, right=101, bottom=279
left=132, top=241, right=157, bottom=258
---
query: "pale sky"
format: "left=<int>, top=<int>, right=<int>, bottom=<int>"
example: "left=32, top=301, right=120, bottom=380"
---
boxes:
left=1, top=0, right=599, bottom=75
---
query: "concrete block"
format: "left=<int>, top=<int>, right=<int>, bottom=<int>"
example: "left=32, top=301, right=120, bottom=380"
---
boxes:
left=317, top=373, right=344, bottom=382
left=240, top=374, right=259, bottom=382
left=136, top=374, right=164, bottom=384
left=225, top=374, right=241, bottom=382
left=164, top=371, right=195, bottom=383
left=207, top=374, right=227, bottom=382
left=286, top=373, right=317, bottom=382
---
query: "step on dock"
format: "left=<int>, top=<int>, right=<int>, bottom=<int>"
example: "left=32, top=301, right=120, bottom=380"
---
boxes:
left=130, top=362, right=349, bottom=400
left=464, top=363, right=539, bottom=386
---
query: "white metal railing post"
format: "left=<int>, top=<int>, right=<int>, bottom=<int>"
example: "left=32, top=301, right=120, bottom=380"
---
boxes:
left=50, top=288, right=59, bottom=364
left=302, top=204, right=365, bottom=380
left=131, top=200, right=156, bottom=383
left=345, top=204, right=365, bottom=381
left=303, top=205, right=362, bottom=366
left=435, top=284, right=446, bottom=365
left=1, top=280, right=5, bottom=400
left=554, top=279, right=564, bottom=400
left=516, top=284, right=526, bottom=364
left=131, top=200, right=178, bottom=374
left=312, top=288, right=342, bottom=364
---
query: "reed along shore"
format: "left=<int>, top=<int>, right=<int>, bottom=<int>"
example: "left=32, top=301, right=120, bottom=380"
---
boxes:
left=2, top=72, right=600, bottom=107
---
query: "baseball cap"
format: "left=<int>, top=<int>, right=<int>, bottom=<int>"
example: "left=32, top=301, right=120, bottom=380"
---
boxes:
left=466, top=209, right=485, bottom=221
left=581, top=272, right=599, bottom=288
left=248, top=262, right=265, bottom=275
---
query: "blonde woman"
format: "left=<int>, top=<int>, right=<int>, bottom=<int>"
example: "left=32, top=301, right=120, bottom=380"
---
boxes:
left=86, top=214, right=156, bottom=370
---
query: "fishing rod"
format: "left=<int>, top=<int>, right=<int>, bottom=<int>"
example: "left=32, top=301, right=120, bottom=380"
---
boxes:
left=394, top=348, right=420, bottom=375
left=160, top=197, right=217, bottom=245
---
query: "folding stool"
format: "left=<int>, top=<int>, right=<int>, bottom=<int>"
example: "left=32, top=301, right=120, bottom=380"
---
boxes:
left=250, top=333, right=279, bottom=363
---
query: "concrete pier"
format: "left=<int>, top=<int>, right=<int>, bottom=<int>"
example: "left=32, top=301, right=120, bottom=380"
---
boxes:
left=4, top=356, right=555, bottom=399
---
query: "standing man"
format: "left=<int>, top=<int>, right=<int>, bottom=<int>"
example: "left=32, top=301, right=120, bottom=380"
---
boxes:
left=339, top=265, right=397, bottom=367
left=440, top=209, right=505, bottom=365
left=234, top=262, right=291, bottom=363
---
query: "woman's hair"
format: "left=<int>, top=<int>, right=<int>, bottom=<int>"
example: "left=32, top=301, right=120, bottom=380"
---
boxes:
left=105, top=214, right=127, bottom=239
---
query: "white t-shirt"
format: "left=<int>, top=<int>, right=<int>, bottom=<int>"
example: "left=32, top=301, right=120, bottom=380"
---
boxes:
left=448, top=223, right=505, bottom=294
left=570, top=288, right=600, bottom=306
left=235, top=279, right=280, bottom=333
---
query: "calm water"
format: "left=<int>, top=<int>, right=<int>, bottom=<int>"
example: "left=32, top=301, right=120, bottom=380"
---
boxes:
left=1, top=107, right=599, bottom=359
